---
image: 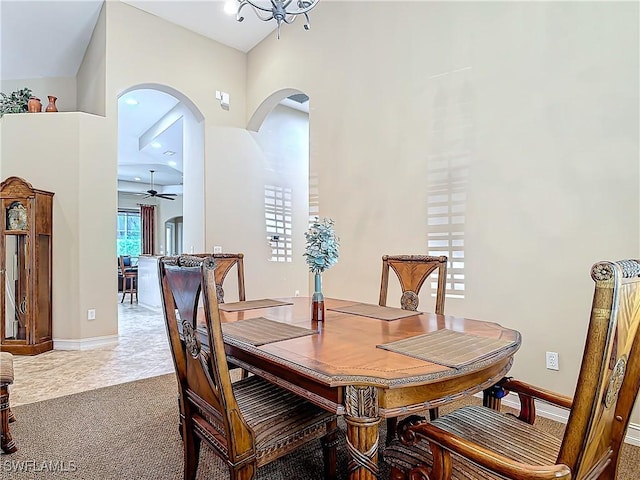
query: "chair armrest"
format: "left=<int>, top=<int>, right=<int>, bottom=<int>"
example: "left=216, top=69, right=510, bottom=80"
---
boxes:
left=485, top=377, right=572, bottom=424
left=401, top=418, right=572, bottom=480
left=501, top=378, right=573, bottom=410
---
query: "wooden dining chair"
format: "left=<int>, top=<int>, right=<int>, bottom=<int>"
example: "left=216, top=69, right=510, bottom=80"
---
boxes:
left=179, top=252, right=248, bottom=376
left=380, top=254, right=448, bottom=444
left=379, top=255, right=448, bottom=313
left=119, top=255, right=137, bottom=304
left=159, top=255, right=338, bottom=480
left=211, top=252, right=246, bottom=303
left=175, top=252, right=246, bottom=303
left=384, top=258, right=640, bottom=480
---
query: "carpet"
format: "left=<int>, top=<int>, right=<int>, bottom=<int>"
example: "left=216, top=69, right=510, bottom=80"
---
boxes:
left=3, top=374, right=359, bottom=479
left=3, top=374, right=639, bottom=479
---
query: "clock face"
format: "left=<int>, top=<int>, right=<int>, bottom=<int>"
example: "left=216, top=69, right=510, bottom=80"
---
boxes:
left=7, top=202, right=27, bottom=230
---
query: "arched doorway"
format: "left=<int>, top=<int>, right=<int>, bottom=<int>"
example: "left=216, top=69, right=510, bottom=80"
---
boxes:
left=248, top=89, right=312, bottom=295
left=116, top=85, right=204, bottom=315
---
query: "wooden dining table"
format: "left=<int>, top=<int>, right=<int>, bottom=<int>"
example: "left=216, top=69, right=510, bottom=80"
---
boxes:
left=199, top=296, right=521, bottom=480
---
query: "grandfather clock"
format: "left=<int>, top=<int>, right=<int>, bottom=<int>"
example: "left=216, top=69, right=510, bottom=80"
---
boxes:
left=0, top=177, right=54, bottom=355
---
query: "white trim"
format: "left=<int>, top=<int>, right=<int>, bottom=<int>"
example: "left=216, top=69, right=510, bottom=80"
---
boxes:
left=53, top=335, right=118, bottom=351
left=476, top=392, right=640, bottom=446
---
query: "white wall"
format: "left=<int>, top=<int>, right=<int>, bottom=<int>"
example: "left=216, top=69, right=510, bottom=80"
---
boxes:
left=247, top=1, right=640, bottom=419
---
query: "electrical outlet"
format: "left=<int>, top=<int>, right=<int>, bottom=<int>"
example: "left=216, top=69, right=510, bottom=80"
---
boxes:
left=546, top=351, right=559, bottom=370
left=213, top=246, right=222, bottom=254
left=88, top=309, right=96, bottom=320
left=294, top=290, right=300, bottom=297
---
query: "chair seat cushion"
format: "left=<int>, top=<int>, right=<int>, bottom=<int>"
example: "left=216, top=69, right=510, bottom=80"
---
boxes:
left=233, top=375, right=335, bottom=466
left=0, top=352, right=14, bottom=384
left=384, top=405, right=562, bottom=479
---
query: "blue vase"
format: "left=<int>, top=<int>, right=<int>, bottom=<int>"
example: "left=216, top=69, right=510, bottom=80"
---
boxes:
left=312, top=273, right=324, bottom=321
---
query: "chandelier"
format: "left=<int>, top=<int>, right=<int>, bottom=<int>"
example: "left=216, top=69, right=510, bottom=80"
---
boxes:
left=236, top=0, right=320, bottom=39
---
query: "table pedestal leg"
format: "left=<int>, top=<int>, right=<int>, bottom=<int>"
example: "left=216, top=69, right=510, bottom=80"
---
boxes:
left=344, top=385, right=380, bottom=480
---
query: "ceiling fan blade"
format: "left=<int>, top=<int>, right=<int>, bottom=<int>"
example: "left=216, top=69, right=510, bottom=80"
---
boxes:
left=155, top=194, right=176, bottom=200
left=141, top=194, right=152, bottom=199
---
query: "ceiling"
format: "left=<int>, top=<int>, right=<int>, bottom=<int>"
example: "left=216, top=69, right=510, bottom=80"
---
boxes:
left=0, top=0, right=288, bottom=198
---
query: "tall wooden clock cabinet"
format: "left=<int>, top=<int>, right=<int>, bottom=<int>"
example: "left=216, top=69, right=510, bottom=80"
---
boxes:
left=0, top=177, right=54, bottom=355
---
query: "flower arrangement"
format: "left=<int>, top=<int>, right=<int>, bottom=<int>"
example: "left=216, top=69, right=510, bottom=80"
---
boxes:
left=0, top=88, right=33, bottom=117
left=304, top=217, right=339, bottom=274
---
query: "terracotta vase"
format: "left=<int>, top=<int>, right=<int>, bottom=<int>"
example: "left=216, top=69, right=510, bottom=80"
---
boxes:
left=45, top=96, right=58, bottom=112
left=27, top=97, right=42, bottom=113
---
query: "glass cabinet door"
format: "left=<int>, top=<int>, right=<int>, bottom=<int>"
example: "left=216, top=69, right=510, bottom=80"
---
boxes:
left=3, top=234, right=28, bottom=342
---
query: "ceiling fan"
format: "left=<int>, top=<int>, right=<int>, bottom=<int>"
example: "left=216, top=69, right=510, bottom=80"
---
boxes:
left=141, top=170, right=176, bottom=200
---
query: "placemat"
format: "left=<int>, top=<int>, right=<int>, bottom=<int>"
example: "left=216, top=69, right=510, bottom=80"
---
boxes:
left=327, top=303, right=420, bottom=321
left=377, top=329, right=517, bottom=368
left=219, top=298, right=293, bottom=312
left=222, top=317, right=317, bottom=346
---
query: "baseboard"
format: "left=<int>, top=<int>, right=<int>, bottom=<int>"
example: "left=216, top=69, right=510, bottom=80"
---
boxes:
left=475, top=392, right=640, bottom=447
left=53, top=335, right=118, bottom=350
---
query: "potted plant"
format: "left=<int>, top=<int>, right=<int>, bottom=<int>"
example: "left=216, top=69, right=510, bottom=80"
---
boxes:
left=304, top=217, right=339, bottom=321
left=0, top=88, right=33, bottom=117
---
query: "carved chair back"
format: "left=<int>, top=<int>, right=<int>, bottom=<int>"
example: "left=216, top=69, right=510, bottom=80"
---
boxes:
left=174, top=253, right=245, bottom=303
left=379, top=255, right=447, bottom=313
left=158, top=255, right=255, bottom=465
left=557, top=259, right=640, bottom=478
left=212, top=253, right=246, bottom=303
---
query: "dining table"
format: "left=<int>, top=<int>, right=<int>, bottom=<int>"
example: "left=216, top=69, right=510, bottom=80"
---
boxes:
left=198, top=296, right=521, bottom=480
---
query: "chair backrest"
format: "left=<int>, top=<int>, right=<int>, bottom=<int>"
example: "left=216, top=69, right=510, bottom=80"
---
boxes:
left=118, top=255, right=132, bottom=275
left=158, top=255, right=255, bottom=464
left=379, top=255, right=447, bottom=313
left=174, top=253, right=245, bottom=303
left=557, top=259, right=640, bottom=478
left=212, top=253, right=246, bottom=303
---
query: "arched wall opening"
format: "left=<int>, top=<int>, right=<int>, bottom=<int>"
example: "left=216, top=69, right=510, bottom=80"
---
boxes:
left=246, top=88, right=312, bottom=294
left=116, top=84, right=204, bottom=313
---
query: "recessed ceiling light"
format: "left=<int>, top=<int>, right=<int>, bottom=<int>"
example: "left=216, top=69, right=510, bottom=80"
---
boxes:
left=163, top=150, right=176, bottom=156
left=151, top=142, right=162, bottom=149
left=124, top=98, right=139, bottom=105
left=134, top=177, right=141, bottom=181
left=223, top=0, right=236, bottom=15
left=168, top=160, right=177, bottom=167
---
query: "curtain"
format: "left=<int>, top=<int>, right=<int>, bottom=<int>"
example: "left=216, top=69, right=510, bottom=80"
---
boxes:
left=141, top=204, right=155, bottom=255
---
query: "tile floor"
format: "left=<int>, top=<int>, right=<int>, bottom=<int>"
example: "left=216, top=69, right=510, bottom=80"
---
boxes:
left=10, top=302, right=174, bottom=407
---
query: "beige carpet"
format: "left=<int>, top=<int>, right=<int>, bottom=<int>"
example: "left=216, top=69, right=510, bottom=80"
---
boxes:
left=3, top=374, right=639, bottom=479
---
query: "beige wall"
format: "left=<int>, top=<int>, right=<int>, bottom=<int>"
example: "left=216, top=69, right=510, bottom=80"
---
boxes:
left=1, top=77, right=77, bottom=112
left=104, top=0, right=248, bottom=252
left=2, top=0, right=638, bottom=427
left=247, top=0, right=640, bottom=418
left=205, top=104, right=310, bottom=300
left=0, top=112, right=115, bottom=341
left=77, top=1, right=106, bottom=116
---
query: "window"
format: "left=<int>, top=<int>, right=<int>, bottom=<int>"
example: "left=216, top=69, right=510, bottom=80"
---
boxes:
left=117, top=210, right=141, bottom=257
left=265, top=185, right=293, bottom=262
